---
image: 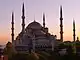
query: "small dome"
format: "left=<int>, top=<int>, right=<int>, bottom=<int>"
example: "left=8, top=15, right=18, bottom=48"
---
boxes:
left=26, top=21, right=42, bottom=30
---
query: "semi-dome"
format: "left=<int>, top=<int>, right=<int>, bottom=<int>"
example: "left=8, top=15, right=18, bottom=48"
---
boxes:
left=26, top=21, right=42, bottom=30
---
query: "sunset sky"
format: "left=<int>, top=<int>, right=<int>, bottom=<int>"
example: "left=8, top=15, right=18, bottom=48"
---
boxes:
left=0, top=0, right=80, bottom=45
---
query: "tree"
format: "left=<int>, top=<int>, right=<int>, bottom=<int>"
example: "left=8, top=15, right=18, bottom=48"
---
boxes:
left=3, top=42, right=16, bottom=60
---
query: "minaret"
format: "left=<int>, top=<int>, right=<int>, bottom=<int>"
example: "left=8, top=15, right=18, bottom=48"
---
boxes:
left=11, top=12, right=14, bottom=43
left=60, top=6, right=63, bottom=42
left=21, top=3, right=25, bottom=33
left=43, top=13, right=45, bottom=28
left=73, top=20, right=76, bottom=42
left=73, top=20, right=76, bottom=54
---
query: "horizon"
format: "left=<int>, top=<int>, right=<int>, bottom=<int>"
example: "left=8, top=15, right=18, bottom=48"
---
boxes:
left=0, top=0, right=80, bottom=45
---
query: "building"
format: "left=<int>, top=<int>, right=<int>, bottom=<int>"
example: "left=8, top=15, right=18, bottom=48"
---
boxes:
left=11, top=3, right=63, bottom=52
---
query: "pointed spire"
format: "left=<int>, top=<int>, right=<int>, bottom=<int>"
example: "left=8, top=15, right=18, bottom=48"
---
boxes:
left=73, top=19, right=75, bottom=29
left=60, top=5, right=63, bottom=19
left=11, top=12, right=14, bottom=43
left=43, top=13, right=45, bottom=28
left=22, top=3, right=25, bottom=17
left=12, top=12, right=14, bottom=22
left=22, top=2, right=25, bottom=33
left=73, top=19, right=76, bottom=42
left=60, top=5, right=63, bottom=42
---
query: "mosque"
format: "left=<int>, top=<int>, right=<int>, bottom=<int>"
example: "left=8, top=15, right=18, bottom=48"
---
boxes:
left=11, top=3, right=64, bottom=52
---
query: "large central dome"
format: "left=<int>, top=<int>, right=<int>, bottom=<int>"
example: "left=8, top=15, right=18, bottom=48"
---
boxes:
left=26, top=21, right=42, bottom=30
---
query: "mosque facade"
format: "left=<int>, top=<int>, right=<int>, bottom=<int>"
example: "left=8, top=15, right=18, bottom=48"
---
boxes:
left=11, top=3, right=63, bottom=52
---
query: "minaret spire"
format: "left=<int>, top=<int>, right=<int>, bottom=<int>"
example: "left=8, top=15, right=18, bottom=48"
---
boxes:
left=73, top=19, right=76, bottom=54
left=43, top=13, right=45, bottom=28
left=73, top=20, right=76, bottom=42
left=60, top=6, right=63, bottom=42
left=11, top=12, right=14, bottom=43
left=22, top=3, right=25, bottom=33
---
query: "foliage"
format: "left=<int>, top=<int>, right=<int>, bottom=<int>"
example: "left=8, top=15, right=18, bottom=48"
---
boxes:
left=3, top=42, right=16, bottom=59
left=3, top=41, right=80, bottom=60
left=11, top=53, right=28, bottom=60
left=27, top=52, right=39, bottom=60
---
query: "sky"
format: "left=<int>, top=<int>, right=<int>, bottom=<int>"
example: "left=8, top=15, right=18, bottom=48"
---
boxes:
left=0, top=0, right=80, bottom=45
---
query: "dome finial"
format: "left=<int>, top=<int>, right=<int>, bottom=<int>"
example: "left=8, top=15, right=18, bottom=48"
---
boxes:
left=34, top=15, right=36, bottom=22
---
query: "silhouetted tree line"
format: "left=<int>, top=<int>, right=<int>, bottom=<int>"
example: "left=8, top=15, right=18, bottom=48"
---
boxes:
left=2, top=41, right=80, bottom=60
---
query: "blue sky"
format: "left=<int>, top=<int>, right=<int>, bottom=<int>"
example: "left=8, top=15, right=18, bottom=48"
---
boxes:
left=0, top=0, right=80, bottom=45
